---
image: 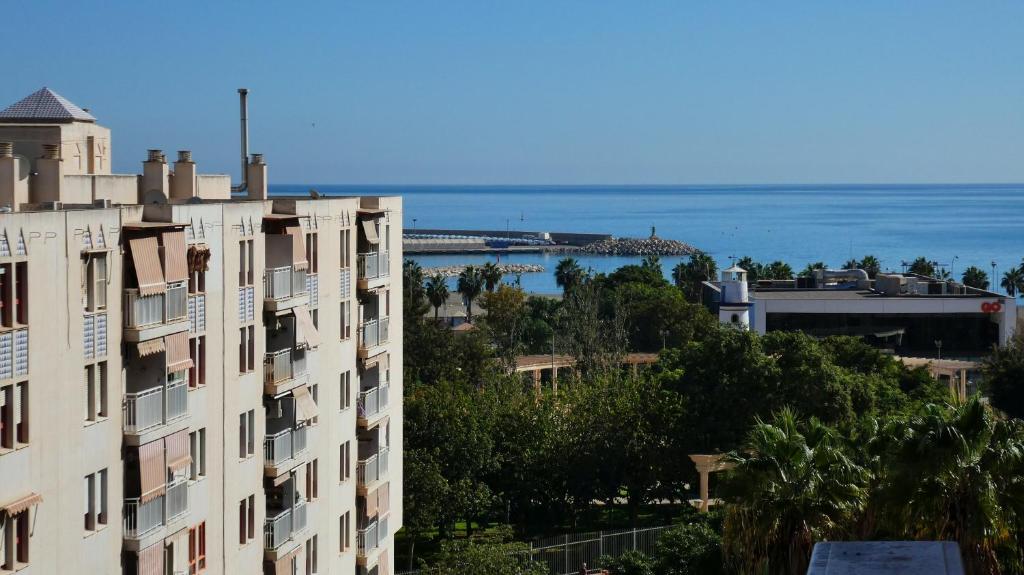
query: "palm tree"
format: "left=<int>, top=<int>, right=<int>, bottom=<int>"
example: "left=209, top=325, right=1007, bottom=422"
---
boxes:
left=481, top=262, right=503, bottom=292
left=799, top=261, right=827, bottom=278
left=424, top=273, right=449, bottom=320
left=960, top=266, right=989, bottom=290
left=858, top=255, right=881, bottom=278
left=870, top=398, right=1024, bottom=574
left=908, top=257, right=936, bottom=277
left=1001, top=267, right=1022, bottom=297
left=721, top=410, right=868, bottom=575
left=457, top=266, right=484, bottom=323
left=672, top=251, right=717, bottom=302
left=554, top=257, right=584, bottom=295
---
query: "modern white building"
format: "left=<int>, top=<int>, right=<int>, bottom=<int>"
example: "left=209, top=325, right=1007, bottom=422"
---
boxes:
left=0, top=87, right=401, bottom=575
left=705, top=266, right=1016, bottom=358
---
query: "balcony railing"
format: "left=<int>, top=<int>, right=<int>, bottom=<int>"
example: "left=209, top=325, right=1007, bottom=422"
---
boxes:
left=264, top=425, right=309, bottom=467
left=83, top=312, right=107, bottom=359
left=357, top=251, right=389, bottom=281
left=264, top=499, right=308, bottom=551
left=307, top=273, right=319, bottom=307
left=265, top=266, right=308, bottom=301
left=123, top=378, right=188, bottom=434
left=0, top=327, right=29, bottom=380
left=357, top=384, right=389, bottom=421
left=359, top=317, right=389, bottom=350
left=187, top=294, right=206, bottom=333
left=357, top=447, right=389, bottom=486
left=123, top=479, right=190, bottom=539
left=264, top=349, right=308, bottom=386
left=238, top=286, right=254, bottom=322
left=124, top=282, right=188, bottom=328
left=357, top=519, right=379, bottom=555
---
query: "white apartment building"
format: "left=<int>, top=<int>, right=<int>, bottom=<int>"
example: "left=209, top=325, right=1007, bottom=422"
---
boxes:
left=0, top=87, right=402, bottom=575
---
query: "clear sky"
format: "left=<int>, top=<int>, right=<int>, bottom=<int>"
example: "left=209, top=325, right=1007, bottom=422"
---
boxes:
left=5, top=1, right=1023, bottom=184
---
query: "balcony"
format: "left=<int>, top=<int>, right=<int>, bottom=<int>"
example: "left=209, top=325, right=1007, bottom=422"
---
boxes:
left=356, top=447, right=389, bottom=495
left=123, top=478, right=190, bottom=546
left=264, top=348, right=309, bottom=395
left=123, top=282, right=189, bottom=342
left=264, top=265, right=308, bottom=311
left=264, top=499, right=309, bottom=558
left=357, top=384, right=389, bottom=428
left=357, top=519, right=379, bottom=557
left=123, top=377, right=188, bottom=446
left=357, top=251, right=389, bottom=290
left=0, top=327, right=29, bottom=380
left=358, top=317, right=389, bottom=359
left=264, top=425, right=310, bottom=477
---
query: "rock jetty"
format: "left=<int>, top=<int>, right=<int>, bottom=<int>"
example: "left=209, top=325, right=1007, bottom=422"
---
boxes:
left=422, top=263, right=545, bottom=277
left=580, top=236, right=697, bottom=256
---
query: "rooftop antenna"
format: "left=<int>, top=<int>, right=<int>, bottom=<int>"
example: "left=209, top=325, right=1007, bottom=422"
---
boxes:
left=232, top=88, right=249, bottom=195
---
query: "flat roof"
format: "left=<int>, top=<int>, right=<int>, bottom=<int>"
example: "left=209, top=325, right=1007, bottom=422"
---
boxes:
left=751, top=289, right=999, bottom=301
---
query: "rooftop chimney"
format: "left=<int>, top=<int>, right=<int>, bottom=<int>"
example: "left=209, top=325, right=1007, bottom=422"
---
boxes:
left=170, top=150, right=197, bottom=200
left=142, top=149, right=169, bottom=203
left=32, top=144, right=63, bottom=203
left=233, top=88, right=250, bottom=194
left=0, top=142, right=27, bottom=211
left=247, top=152, right=267, bottom=200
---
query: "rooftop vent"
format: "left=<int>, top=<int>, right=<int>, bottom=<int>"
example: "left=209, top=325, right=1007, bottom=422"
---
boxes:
left=177, top=150, right=193, bottom=163
left=0, top=142, right=12, bottom=158
left=42, top=144, right=60, bottom=160
left=250, top=153, right=264, bottom=165
left=147, top=149, right=165, bottom=163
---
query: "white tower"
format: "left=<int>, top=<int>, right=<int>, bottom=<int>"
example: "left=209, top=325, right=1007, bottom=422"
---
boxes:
left=719, top=265, right=751, bottom=329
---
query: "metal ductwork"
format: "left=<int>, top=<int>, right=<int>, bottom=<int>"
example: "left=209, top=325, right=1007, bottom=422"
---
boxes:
left=814, top=268, right=870, bottom=289
left=233, top=88, right=249, bottom=194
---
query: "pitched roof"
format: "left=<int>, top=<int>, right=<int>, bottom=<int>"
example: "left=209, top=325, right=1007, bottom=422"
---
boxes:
left=0, top=87, right=96, bottom=123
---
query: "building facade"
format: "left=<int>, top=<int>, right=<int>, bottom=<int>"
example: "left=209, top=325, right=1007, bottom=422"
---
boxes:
left=0, top=88, right=401, bottom=575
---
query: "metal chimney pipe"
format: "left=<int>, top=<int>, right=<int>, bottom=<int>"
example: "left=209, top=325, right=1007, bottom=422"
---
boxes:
left=238, top=88, right=249, bottom=193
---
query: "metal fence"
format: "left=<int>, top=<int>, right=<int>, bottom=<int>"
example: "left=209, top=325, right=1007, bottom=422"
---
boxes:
left=395, top=525, right=671, bottom=575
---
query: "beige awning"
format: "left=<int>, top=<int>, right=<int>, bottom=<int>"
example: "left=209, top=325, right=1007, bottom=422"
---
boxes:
left=366, top=486, right=378, bottom=517
left=137, top=338, right=165, bottom=358
left=274, top=547, right=301, bottom=575
left=293, top=305, right=321, bottom=349
left=165, top=429, right=191, bottom=473
left=379, top=549, right=391, bottom=575
left=1, top=492, right=41, bottom=515
left=138, top=541, right=165, bottom=575
left=165, top=332, right=193, bottom=373
left=161, top=231, right=188, bottom=283
left=271, top=472, right=291, bottom=487
left=139, top=440, right=166, bottom=504
left=361, top=218, right=379, bottom=244
left=286, top=226, right=308, bottom=271
left=130, top=237, right=166, bottom=296
left=167, top=527, right=190, bottom=573
left=378, top=482, right=390, bottom=514
left=293, top=385, right=319, bottom=422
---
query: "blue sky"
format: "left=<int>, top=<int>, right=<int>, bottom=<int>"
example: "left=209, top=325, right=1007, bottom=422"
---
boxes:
left=5, top=1, right=1023, bottom=184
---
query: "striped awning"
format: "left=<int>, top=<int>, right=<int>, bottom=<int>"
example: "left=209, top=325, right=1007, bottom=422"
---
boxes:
left=161, top=231, right=189, bottom=283
left=138, top=541, right=165, bottom=575
left=293, top=305, right=321, bottom=349
left=139, top=440, right=166, bottom=504
left=130, top=237, right=166, bottom=296
left=360, top=218, right=379, bottom=244
left=379, top=549, right=391, bottom=575
left=137, top=338, right=165, bottom=358
left=293, top=385, right=318, bottom=422
left=165, top=429, right=191, bottom=473
left=1, top=492, right=41, bottom=515
left=378, top=482, right=390, bottom=514
left=361, top=353, right=388, bottom=372
left=165, top=332, right=193, bottom=373
left=366, top=485, right=378, bottom=517
left=286, top=226, right=308, bottom=271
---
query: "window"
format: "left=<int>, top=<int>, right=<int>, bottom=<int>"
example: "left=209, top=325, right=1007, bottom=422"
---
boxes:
left=189, top=428, right=207, bottom=480
left=83, top=469, right=107, bottom=532
left=189, top=267, right=205, bottom=295
left=339, top=512, right=350, bottom=553
left=2, top=509, right=30, bottom=568
left=189, top=336, right=206, bottom=388
left=0, top=263, right=10, bottom=327
left=340, top=371, right=351, bottom=411
left=310, top=384, right=319, bottom=425
left=305, top=534, right=318, bottom=574
left=82, top=254, right=107, bottom=311
left=311, top=309, right=318, bottom=329
left=305, top=459, right=319, bottom=501
left=239, top=410, right=255, bottom=458
left=340, top=229, right=350, bottom=268
left=239, top=495, right=255, bottom=545
left=189, top=521, right=206, bottom=573
left=239, top=326, right=255, bottom=374
left=340, top=441, right=351, bottom=482
left=1, top=382, right=28, bottom=447
left=84, top=363, right=107, bottom=423
left=341, top=301, right=351, bottom=340
left=238, top=239, right=254, bottom=287
left=14, top=262, right=27, bottom=325
left=306, top=232, right=319, bottom=274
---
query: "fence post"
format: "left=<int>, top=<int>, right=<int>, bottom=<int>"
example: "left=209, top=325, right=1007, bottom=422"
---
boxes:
left=599, top=530, right=604, bottom=559
left=632, top=527, right=637, bottom=551
left=565, top=534, right=570, bottom=574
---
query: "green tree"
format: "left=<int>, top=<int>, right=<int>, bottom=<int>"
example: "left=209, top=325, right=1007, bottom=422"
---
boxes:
left=424, top=534, right=548, bottom=575
left=672, top=251, right=718, bottom=302
left=555, top=257, right=586, bottom=295
left=403, top=448, right=448, bottom=570
left=653, top=522, right=724, bottom=575
left=762, top=261, right=794, bottom=280
left=598, top=550, right=655, bottom=575
left=481, top=261, right=503, bottom=292
left=425, top=273, right=450, bottom=320
left=735, top=256, right=764, bottom=282
left=858, top=255, right=882, bottom=278
left=961, top=265, right=990, bottom=290
left=721, top=410, right=868, bottom=575
left=983, top=334, right=1024, bottom=419
left=404, top=259, right=430, bottom=318
left=799, top=261, right=827, bottom=277
left=1001, top=266, right=1023, bottom=297
left=480, top=285, right=528, bottom=366
left=615, top=282, right=716, bottom=352
left=908, top=256, right=937, bottom=277
left=458, top=266, right=485, bottom=323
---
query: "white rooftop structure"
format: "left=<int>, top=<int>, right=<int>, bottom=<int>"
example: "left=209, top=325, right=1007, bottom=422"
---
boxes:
left=808, top=541, right=964, bottom=575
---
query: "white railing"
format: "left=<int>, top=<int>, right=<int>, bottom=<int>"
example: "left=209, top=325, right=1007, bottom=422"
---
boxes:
left=357, top=447, right=390, bottom=486
left=264, top=349, right=308, bottom=386
left=0, top=328, right=27, bottom=380
left=83, top=312, right=107, bottom=359
left=357, top=384, right=389, bottom=421
left=379, top=512, right=389, bottom=542
left=238, top=286, right=254, bottom=322
left=188, top=294, right=206, bottom=333
left=307, top=273, right=319, bottom=307
left=264, top=499, right=309, bottom=551
left=124, top=283, right=188, bottom=328
left=123, top=479, right=190, bottom=539
left=379, top=446, right=389, bottom=478
left=265, top=266, right=308, bottom=301
left=340, top=268, right=352, bottom=296
left=166, top=478, right=189, bottom=523
left=359, top=317, right=389, bottom=349
left=123, top=378, right=188, bottom=434
left=264, top=426, right=309, bottom=467
left=357, top=251, right=389, bottom=281
left=357, top=519, right=379, bottom=555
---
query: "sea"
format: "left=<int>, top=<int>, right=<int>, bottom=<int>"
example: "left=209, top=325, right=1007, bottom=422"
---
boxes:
left=270, top=184, right=1024, bottom=295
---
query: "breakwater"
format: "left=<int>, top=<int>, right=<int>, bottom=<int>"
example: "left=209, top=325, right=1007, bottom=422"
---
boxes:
left=422, top=263, right=546, bottom=277
left=580, top=236, right=697, bottom=256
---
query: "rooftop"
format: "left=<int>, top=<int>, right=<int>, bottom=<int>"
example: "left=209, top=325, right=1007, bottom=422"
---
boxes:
left=0, top=87, right=96, bottom=123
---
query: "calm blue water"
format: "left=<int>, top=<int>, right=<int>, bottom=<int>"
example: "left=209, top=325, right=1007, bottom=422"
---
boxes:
left=271, top=184, right=1024, bottom=294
